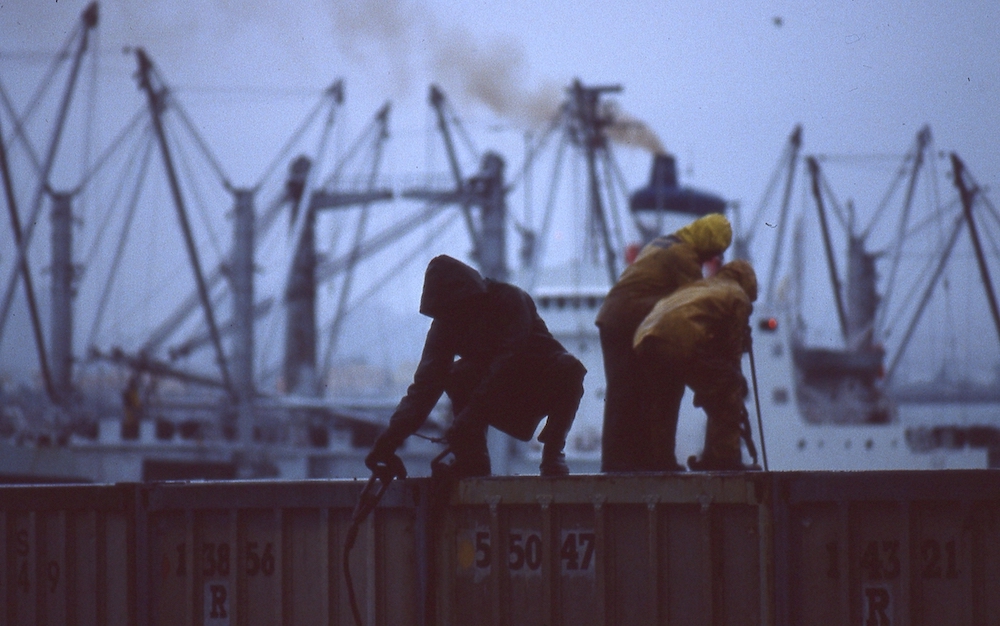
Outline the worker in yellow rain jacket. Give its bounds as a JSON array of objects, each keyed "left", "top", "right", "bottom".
[
  {"left": 596, "top": 213, "right": 732, "bottom": 472},
  {"left": 633, "top": 260, "right": 760, "bottom": 471}
]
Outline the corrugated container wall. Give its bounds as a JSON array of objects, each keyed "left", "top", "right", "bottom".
[
  {"left": 773, "top": 472, "right": 1000, "bottom": 626},
  {"left": 436, "top": 474, "right": 771, "bottom": 626},
  {"left": 1, "top": 471, "right": 999, "bottom": 625},
  {"left": 1, "top": 485, "right": 138, "bottom": 625}
]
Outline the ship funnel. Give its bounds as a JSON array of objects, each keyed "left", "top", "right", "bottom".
[
  {"left": 652, "top": 152, "right": 678, "bottom": 188},
  {"left": 629, "top": 153, "right": 726, "bottom": 217}
]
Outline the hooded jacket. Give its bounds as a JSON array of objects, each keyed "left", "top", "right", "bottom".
[
  {"left": 633, "top": 259, "right": 758, "bottom": 364},
  {"left": 380, "top": 255, "right": 573, "bottom": 446},
  {"left": 596, "top": 213, "right": 732, "bottom": 333}
]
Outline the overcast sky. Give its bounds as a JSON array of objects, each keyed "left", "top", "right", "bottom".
[
  {"left": 4, "top": 0, "right": 997, "bottom": 194},
  {"left": 1, "top": 0, "right": 998, "bottom": 382}
]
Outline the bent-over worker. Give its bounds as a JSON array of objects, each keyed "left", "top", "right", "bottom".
[{"left": 634, "top": 259, "right": 760, "bottom": 471}]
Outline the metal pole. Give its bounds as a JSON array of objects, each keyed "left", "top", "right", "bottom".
[
  {"left": 748, "top": 341, "right": 768, "bottom": 471},
  {"left": 477, "top": 152, "right": 508, "bottom": 282},
  {"left": 50, "top": 192, "right": 74, "bottom": 402}
]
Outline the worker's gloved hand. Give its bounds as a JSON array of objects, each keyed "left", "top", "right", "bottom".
[{"left": 365, "top": 433, "right": 406, "bottom": 479}]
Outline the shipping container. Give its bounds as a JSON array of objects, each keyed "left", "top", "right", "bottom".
[
  {"left": 437, "top": 474, "right": 772, "bottom": 626},
  {"left": 772, "top": 471, "right": 1000, "bottom": 626},
  {"left": 1, "top": 484, "right": 138, "bottom": 625},
  {"left": 1, "top": 471, "right": 999, "bottom": 625}
]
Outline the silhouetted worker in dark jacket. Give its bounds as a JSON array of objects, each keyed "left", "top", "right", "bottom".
[{"left": 365, "top": 255, "right": 587, "bottom": 478}]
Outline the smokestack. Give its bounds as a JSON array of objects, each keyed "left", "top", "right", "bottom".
[
  {"left": 651, "top": 153, "right": 678, "bottom": 188},
  {"left": 629, "top": 153, "right": 726, "bottom": 217}
]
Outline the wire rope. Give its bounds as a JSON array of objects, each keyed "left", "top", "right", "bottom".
[
  {"left": 79, "top": 123, "right": 150, "bottom": 280},
  {"left": 86, "top": 135, "right": 156, "bottom": 350},
  {"left": 253, "top": 90, "right": 332, "bottom": 191},
  {"left": 172, "top": 122, "right": 225, "bottom": 261}
]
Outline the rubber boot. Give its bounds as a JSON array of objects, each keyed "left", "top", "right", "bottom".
[
  {"left": 443, "top": 427, "right": 491, "bottom": 478},
  {"left": 539, "top": 442, "right": 570, "bottom": 477}
]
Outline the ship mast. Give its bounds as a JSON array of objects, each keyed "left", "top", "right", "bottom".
[
  {"left": 0, "top": 2, "right": 98, "bottom": 402},
  {"left": 134, "top": 48, "right": 237, "bottom": 402},
  {"left": 402, "top": 85, "right": 509, "bottom": 282}
]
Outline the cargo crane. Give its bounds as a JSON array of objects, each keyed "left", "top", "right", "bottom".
[
  {"left": 0, "top": 2, "right": 99, "bottom": 407},
  {"left": 0, "top": 15, "right": 410, "bottom": 477}
]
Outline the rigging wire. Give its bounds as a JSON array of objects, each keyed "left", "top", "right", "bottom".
[
  {"left": 320, "top": 117, "right": 390, "bottom": 376},
  {"left": 599, "top": 148, "right": 625, "bottom": 263},
  {"left": 0, "top": 18, "right": 95, "bottom": 350},
  {"left": 79, "top": 123, "right": 150, "bottom": 280},
  {"left": 0, "top": 23, "right": 78, "bottom": 168},
  {"left": 526, "top": 131, "right": 569, "bottom": 292},
  {"left": 172, "top": 120, "right": 226, "bottom": 261},
  {"left": 71, "top": 107, "right": 146, "bottom": 191},
  {"left": 862, "top": 155, "right": 909, "bottom": 239},
  {"left": 141, "top": 189, "right": 287, "bottom": 356},
  {"left": 171, "top": 93, "right": 232, "bottom": 191},
  {"left": 0, "top": 81, "right": 44, "bottom": 176},
  {"left": 884, "top": 213, "right": 965, "bottom": 383},
  {"left": 343, "top": 211, "right": 461, "bottom": 319},
  {"left": 86, "top": 134, "right": 156, "bottom": 351},
  {"left": 746, "top": 139, "right": 792, "bottom": 237},
  {"left": 936, "top": 156, "right": 960, "bottom": 375},
  {"left": 874, "top": 137, "right": 933, "bottom": 334},
  {"left": 603, "top": 147, "right": 635, "bottom": 247},
  {"left": 505, "top": 110, "right": 562, "bottom": 191},
  {"left": 253, "top": 86, "right": 338, "bottom": 191},
  {"left": 314, "top": 202, "right": 451, "bottom": 285},
  {"left": 320, "top": 103, "right": 390, "bottom": 189}
]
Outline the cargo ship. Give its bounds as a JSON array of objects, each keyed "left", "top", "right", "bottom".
[{"left": 0, "top": 4, "right": 998, "bottom": 483}]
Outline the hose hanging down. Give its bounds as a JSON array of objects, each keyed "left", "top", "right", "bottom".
[{"left": 343, "top": 454, "right": 406, "bottom": 626}]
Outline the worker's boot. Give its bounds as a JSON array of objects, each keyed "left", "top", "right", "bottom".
[
  {"left": 539, "top": 442, "right": 570, "bottom": 477},
  {"left": 688, "top": 401, "right": 760, "bottom": 472},
  {"left": 444, "top": 423, "right": 492, "bottom": 478}
]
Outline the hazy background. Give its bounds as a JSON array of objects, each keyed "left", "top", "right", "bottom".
[{"left": 1, "top": 0, "right": 998, "bottom": 392}]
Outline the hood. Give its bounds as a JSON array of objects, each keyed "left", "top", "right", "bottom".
[
  {"left": 674, "top": 213, "right": 732, "bottom": 260},
  {"left": 715, "top": 259, "right": 758, "bottom": 302},
  {"left": 418, "top": 255, "right": 488, "bottom": 319}
]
